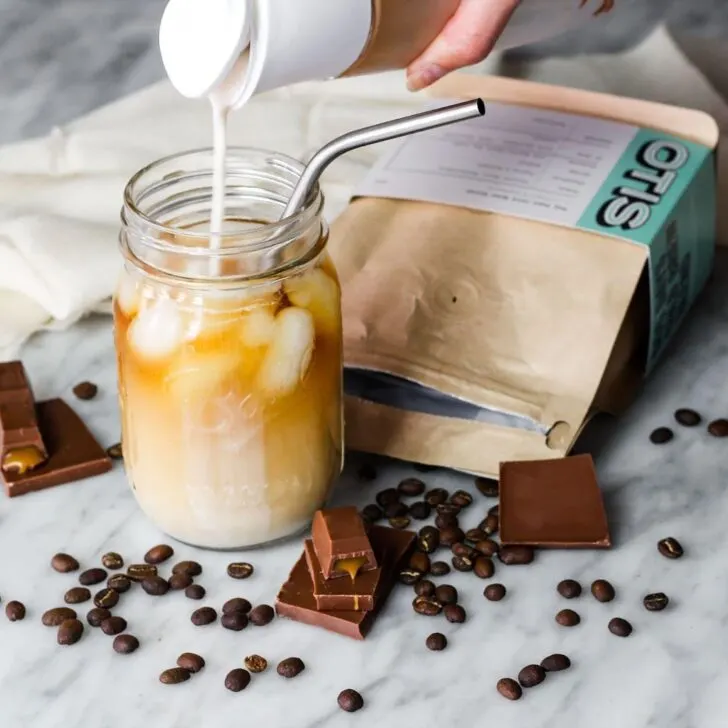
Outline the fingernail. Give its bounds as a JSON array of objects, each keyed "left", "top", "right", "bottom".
[{"left": 406, "top": 63, "right": 445, "bottom": 92}]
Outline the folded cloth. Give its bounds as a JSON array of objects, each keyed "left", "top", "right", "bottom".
[{"left": 1, "top": 24, "right": 727, "bottom": 359}]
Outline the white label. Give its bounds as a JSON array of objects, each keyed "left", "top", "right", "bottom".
[{"left": 356, "top": 101, "right": 639, "bottom": 229}]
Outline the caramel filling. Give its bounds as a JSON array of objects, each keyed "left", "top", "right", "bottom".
[
  {"left": 2, "top": 446, "right": 46, "bottom": 475},
  {"left": 353, "top": 594, "right": 359, "bottom": 611},
  {"left": 334, "top": 556, "right": 368, "bottom": 580}
]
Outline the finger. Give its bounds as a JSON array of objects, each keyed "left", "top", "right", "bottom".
[{"left": 407, "top": 0, "right": 521, "bottom": 91}]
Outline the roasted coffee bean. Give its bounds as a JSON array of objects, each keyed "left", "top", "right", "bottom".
[
  {"left": 657, "top": 537, "right": 684, "bottom": 559},
  {"left": 177, "top": 652, "right": 205, "bottom": 673},
  {"left": 451, "top": 542, "right": 476, "bottom": 560},
  {"left": 79, "top": 568, "right": 107, "bottom": 586},
  {"left": 384, "top": 501, "right": 408, "bottom": 519},
  {"left": 498, "top": 545, "right": 534, "bottom": 565},
  {"left": 106, "top": 443, "right": 123, "bottom": 460},
  {"left": 557, "top": 579, "right": 582, "bottom": 599},
  {"left": 409, "top": 501, "right": 431, "bottom": 520},
  {"left": 185, "top": 584, "right": 206, "bottom": 600},
  {"left": 142, "top": 576, "right": 170, "bottom": 596},
  {"left": 160, "top": 668, "right": 191, "bottom": 685},
  {"left": 426, "top": 632, "right": 447, "bottom": 651},
  {"left": 497, "top": 678, "right": 522, "bottom": 701},
  {"left": 94, "top": 588, "right": 119, "bottom": 609},
  {"left": 144, "top": 544, "right": 174, "bottom": 565},
  {"left": 413, "top": 596, "right": 443, "bottom": 616},
  {"left": 488, "top": 504, "right": 500, "bottom": 517},
  {"left": 107, "top": 574, "right": 131, "bottom": 593},
  {"left": 73, "top": 381, "right": 98, "bottom": 400},
  {"left": 473, "top": 556, "right": 495, "bottom": 579},
  {"left": 244, "top": 654, "right": 268, "bottom": 673},
  {"left": 222, "top": 612, "right": 249, "bottom": 631},
  {"left": 417, "top": 526, "right": 440, "bottom": 554},
  {"left": 357, "top": 462, "right": 377, "bottom": 481},
  {"left": 277, "top": 657, "right": 305, "bottom": 678},
  {"left": 399, "top": 569, "right": 423, "bottom": 586},
  {"left": 414, "top": 579, "right": 436, "bottom": 597},
  {"left": 101, "top": 616, "right": 127, "bottom": 635},
  {"left": 435, "top": 584, "right": 458, "bottom": 605},
  {"left": 375, "top": 488, "right": 400, "bottom": 507},
  {"left": 338, "top": 689, "right": 364, "bottom": 713},
  {"left": 555, "top": 609, "right": 580, "bottom": 627},
  {"left": 608, "top": 617, "right": 633, "bottom": 637},
  {"left": 126, "top": 564, "right": 157, "bottom": 582},
  {"left": 452, "top": 555, "right": 473, "bottom": 572},
  {"left": 450, "top": 490, "right": 473, "bottom": 508},
  {"left": 484, "top": 583, "right": 506, "bottom": 602},
  {"left": 591, "top": 579, "right": 615, "bottom": 603},
  {"left": 86, "top": 608, "right": 111, "bottom": 627},
  {"left": 227, "top": 562, "right": 254, "bottom": 580},
  {"left": 361, "top": 504, "right": 383, "bottom": 522},
  {"left": 409, "top": 551, "right": 431, "bottom": 575},
  {"left": 168, "top": 572, "right": 193, "bottom": 591},
  {"left": 5, "top": 601, "right": 25, "bottom": 621},
  {"left": 43, "top": 607, "right": 77, "bottom": 626},
  {"left": 398, "top": 477, "right": 426, "bottom": 497},
  {"left": 708, "top": 418, "right": 728, "bottom": 437},
  {"left": 64, "top": 587, "right": 91, "bottom": 605},
  {"left": 674, "top": 408, "right": 701, "bottom": 427},
  {"left": 439, "top": 526, "right": 465, "bottom": 547},
  {"left": 475, "top": 477, "right": 499, "bottom": 497},
  {"left": 430, "top": 561, "right": 450, "bottom": 576},
  {"left": 649, "top": 426, "right": 674, "bottom": 444},
  {"left": 480, "top": 514, "right": 499, "bottom": 536},
  {"left": 172, "top": 561, "right": 202, "bottom": 577},
  {"left": 425, "top": 488, "right": 449, "bottom": 506},
  {"left": 249, "top": 604, "right": 275, "bottom": 626},
  {"left": 51, "top": 553, "right": 79, "bottom": 573},
  {"left": 518, "top": 665, "right": 546, "bottom": 689},
  {"left": 57, "top": 618, "right": 84, "bottom": 645},
  {"left": 113, "top": 634, "right": 140, "bottom": 654},
  {"left": 437, "top": 503, "right": 461, "bottom": 518},
  {"left": 191, "top": 607, "right": 217, "bottom": 626},
  {"left": 101, "top": 552, "right": 124, "bottom": 570},
  {"left": 474, "top": 539, "right": 499, "bottom": 557},
  {"left": 464, "top": 528, "right": 485, "bottom": 543},
  {"left": 225, "top": 668, "right": 251, "bottom": 692},
  {"left": 389, "top": 516, "right": 411, "bottom": 530},
  {"left": 444, "top": 604, "right": 466, "bottom": 623},
  {"left": 541, "top": 654, "right": 571, "bottom": 672},
  {"left": 223, "top": 598, "right": 252, "bottom": 615},
  {"left": 414, "top": 463, "right": 436, "bottom": 472},
  {"left": 435, "top": 513, "right": 458, "bottom": 530},
  {"left": 643, "top": 592, "right": 669, "bottom": 611}
]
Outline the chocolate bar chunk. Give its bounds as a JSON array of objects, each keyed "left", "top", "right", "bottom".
[
  {"left": 276, "top": 525, "right": 415, "bottom": 640},
  {"left": 311, "top": 507, "right": 377, "bottom": 580},
  {"left": 304, "top": 540, "right": 381, "bottom": 611},
  {"left": 0, "top": 361, "right": 48, "bottom": 474},
  {"left": 2, "top": 399, "right": 112, "bottom": 498},
  {"left": 499, "top": 454, "right": 611, "bottom": 548}
]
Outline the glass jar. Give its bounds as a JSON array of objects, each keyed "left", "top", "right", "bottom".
[{"left": 114, "top": 148, "right": 343, "bottom": 549}]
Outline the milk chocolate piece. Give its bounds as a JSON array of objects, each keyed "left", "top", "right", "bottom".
[
  {"left": 311, "top": 507, "right": 377, "bottom": 580},
  {"left": 2, "top": 399, "right": 112, "bottom": 497},
  {"left": 276, "top": 525, "right": 415, "bottom": 640},
  {"left": 499, "top": 454, "right": 611, "bottom": 548}
]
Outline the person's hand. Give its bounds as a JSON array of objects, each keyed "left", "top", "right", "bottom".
[{"left": 406, "top": 0, "right": 522, "bottom": 91}]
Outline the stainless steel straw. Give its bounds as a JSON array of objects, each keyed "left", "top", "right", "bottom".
[{"left": 281, "top": 98, "right": 485, "bottom": 219}]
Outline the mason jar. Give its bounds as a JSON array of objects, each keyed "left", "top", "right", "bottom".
[{"left": 114, "top": 148, "right": 343, "bottom": 549}]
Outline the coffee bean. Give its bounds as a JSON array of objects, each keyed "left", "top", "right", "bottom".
[
  {"left": 414, "top": 463, "right": 436, "bottom": 472},
  {"left": 225, "top": 668, "right": 251, "bottom": 692},
  {"left": 451, "top": 542, "right": 476, "bottom": 560},
  {"left": 484, "top": 583, "right": 506, "bottom": 602},
  {"left": 488, "top": 504, "right": 499, "bottom": 517},
  {"left": 555, "top": 609, "right": 580, "bottom": 627},
  {"left": 160, "top": 668, "right": 191, "bottom": 685},
  {"left": 177, "top": 652, "right": 205, "bottom": 673},
  {"left": 171, "top": 561, "right": 202, "bottom": 577},
  {"left": 437, "top": 503, "right": 461, "bottom": 518},
  {"left": 480, "top": 514, "right": 499, "bottom": 536},
  {"left": 244, "top": 654, "right": 267, "bottom": 673},
  {"left": 223, "top": 598, "right": 252, "bottom": 615},
  {"left": 79, "top": 568, "right": 107, "bottom": 586},
  {"left": 473, "top": 556, "right": 495, "bottom": 579},
  {"left": 185, "top": 584, "right": 205, "bottom": 600},
  {"left": 425, "top": 488, "right": 449, "bottom": 506},
  {"left": 475, "top": 477, "right": 499, "bottom": 497},
  {"left": 227, "top": 562, "right": 254, "bottom": 580},
  {"left": 657, "top": 537, "right": 684, "bottom": 559},
  {"left": 249, "top": 604, "right": 275, "bottom": 626},
  {"left": 674, "top": 408, "right": 701, "bottom": 427},
  {"left": 42, "top": 607, "right": 76, "bottom": 627},
  {"left": 191, "top": 607, "right": 217, "bottom": 626},
  {"left": 540, "top": 653, "right": 571, "bottom": 672},
  {"left": 399, "top": 569, "right": 423, "bottom": 585},
  {"left": 107, "top": 574, "right": 131, "bottom": 593},
  {"left": 409, "top": 551, "right": 431, "bottom": 574},
  {"left": 144, "top": 544, "right": 174, "bottom": 565},
  {"left": 398, "top": 477, "right": 426, "bottom": 497},
  {"left": 113, "top": 634, "right": 140, "bottom": 654},
  {"left": 430, "top": 561, "right": 450, "bottom": 576},
  {"left": 498, "top": 545, "right": 534, "bottom": 565},
  {"left": 101, "top": 616, "right": 127, "bottom": 635},
  {"left": 409, "top": 501, "right": 431, "bottom": 520},
  {"left": 426, "top": 632, "right": 447, "bottom": 651},
  {"left": 439, "top": 526, "right": 465, "bottom": 547},
  {"left": 557, "top": 579, "right": 582, "bottom": 599},
  {"left": 64, "top": 587, "right": 91, "bottom": 605},
  {"left": 497, "top": 678, "right": 522, "bottom": 701},
  {"left": 277, "top": 657, "right": 305, "bottom": 678},
  {"left": 361, "top": 504, "right": 383, "bottom": 522},
  {"left": 591, "top": 579, "right": 615, "bottom": 603},
  {"left": 101, "top": 552, "right": 124, "bottom": 570},
  {"left": 464, "top": 528, "right": 485, "bottom": 543},
  {"left": 126, "top": 564, "right": 157, "bottom": 582},
  {"left": 5, "top": 601, "right": 25, "bottom": 622},
  {"left": 417, "top": 526, "right": 440, "bottom": 554},
  {"left": 643, "top": 592, "right": 669, "bottom": 611},
  {"left": 452, "top": 555, "right": 473, "bottom": 572},
  {"left": 708, "top": 419, "right": 728, "bottom": 437},
  {"left": 474, "top": 539, "right": 499, "bottom": 557},
  {"left": 86, "top": 608, "right": 111, "bottom": 627},
  {"left": 414, "top": 579, "right": 436, "bottom": 597},
  {"left": 435, "top": 584, "right": 458, "bottom": 605},
  {"left": 649, "top": 427, "right": 673, "bottom": 444},
  {"left": 221, "top": 612, "right": 249, "bottom": 631},
  {"left": 338, "top": 689, "right": 364, "bottom": 713},
  {"left": 450, "top": 490, "right": 473, "bottom": 508},
  {"left": 413, "top": 596, "right": 442, "bottom": 616},
  {"left": 57, "top": 618, "right": 84, "bottom": 645},
  {"left": 168, "top": 572, "right": 193, "bottom": 590},
  {"left": 73, "top": 381, "right": 98, "bottom": 400},
  {"left": 142, "top": 576, "right": 170, "bottom": 596},
  {"left": 375, "top": 488, "right": 400, "bottom": 507},
  {"left": 357, "top": 462, "right": 377, "bottom": 481},
  {"left": 106, "top": 443, "right": 123, "bottom": 460},
  {"left": 435, "top": 513, "right": 458, "bottom": 530},
  {"left": 608, "top": 617, "right": 633, "bottom": 637},
  {"left": 518, "top": 664, "right": 546, "bottom": 688},
  {"left": 94, "top": 588, "right": 119, "bottom": 609},
  {"left": 389, "top": 516, "right": 411, "bottom": 530},
  {"left": 444, "top": 604, "right": 466, "bottom": 623},
  {"left": 51, "top": 553, "right": 79, "bottom": 573},
  {"left": 384, "top": 501, "right": 408, "bottom": 519}
]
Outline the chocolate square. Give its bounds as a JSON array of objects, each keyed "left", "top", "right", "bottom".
[{"left": 311, "top": 506, "right": 377, "bottom": 580}]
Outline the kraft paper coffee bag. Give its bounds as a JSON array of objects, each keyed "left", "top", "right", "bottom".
[{"left": 329, "top": 75, "right": 719, "bottom": 478}]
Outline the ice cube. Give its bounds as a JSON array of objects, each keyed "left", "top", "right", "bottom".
[
  {"left": 127, "top": 297, "right": 184, "bottom": 361},
  {"left": 116, "top": 272, "right": 141, "bottom": 318},
  {"left": 239, "top": 307, "right": 276, "bottom": 348},
  {"left": 166, "top": 349, "right": 242, "bottom": 401},
  {"left": 284, "top": 267, "right": 340, "bottom": 335}
]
